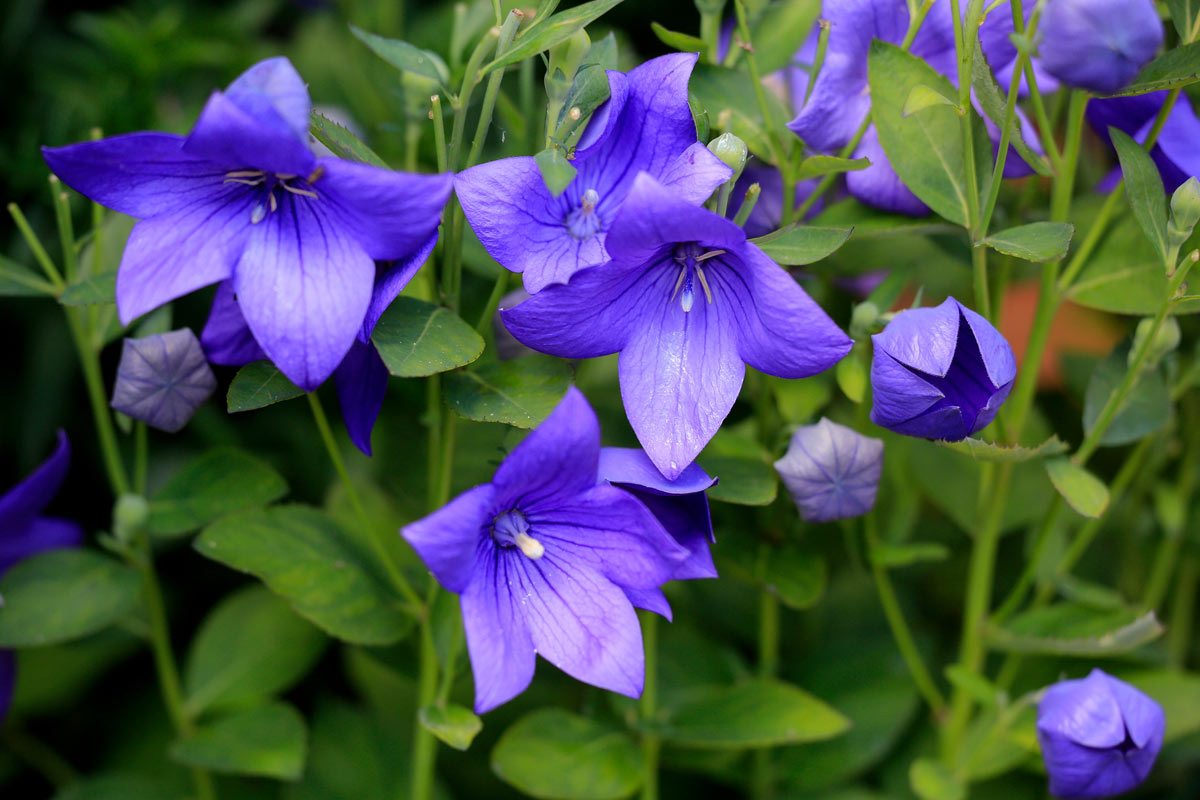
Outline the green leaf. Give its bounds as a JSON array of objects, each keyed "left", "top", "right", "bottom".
[
  {"left": 663, "top": 678, "right": 850, "bottom": 748},
  {"left": 349, "top": 25, "right": 449, "bottom": 89},
  {"left": 227, "top": 361, "right": 305, "bottom": 412},
  {"left": 371, "top": 297, "right": 484, "bottom": 378},
  {"left": 970, "top": 40, "right": 1051, "bottom": 176},
  {"left": 651, "top": 21, "right": 706, "bottom": 53},
  {"left": 751, "top": 225, "right": 853, "bottom": 265},
  {"left": 1103, "top": 42, "right": 1200, "bottom": 97},
  {"left": 794, "top": 155, "right": 871, "bottom": 182},
  {"left": 868, "top": 41, "right": 990, "bottom": 226},
  {"left": 986, "top": 606, "right": 1164, "bottom": 656},
  {"left": 147, "top": 447, "right": 288, "bottom": 537},
  {"left": 697, "top": 455, "right": 778, "bottom": 506},
  {"left": 836, "top": 352, "right": 867, "bottom": 403},
  {"left": 980, "top": 221, "right": 1074, "bottom": 262},
  {"left": 811, "top": 198, "right": 960, "bottom": 239},
  {"left": 534, "top": 146, "right": 578, "bottom": 196},
  {"left": 555, "top": 62, "right": 612, "bottom": 141},
  {"left": 184, "top": 586, "right": 327, "bottom": 716},
  {"left": 0, "top": 550, "right": 141, "bottom": 648},
  {"left": 483, "top": 0, "right": 625, "bottom": 76},
  {"left": 0, "top": 253, "right": 55, "bottom": 296},
  {"left": 309, "top": 111, "right": 388, "bottom": 168},
  {"left": 869, "top": 541, "right": 950, "bottom": 568},
  {"left": 1045, "top": 458, "right": 1110, "bottom": 518},
  {"left": 58, "top": 272, "right": 116, "bottom": 306},
  {"left": 444, "top": 356, "right": 572, "bottom": 428},
  {"left": 909, "top": 758, "right": 965, "bottom": 800},
  {"left": 943, "top": 665, "right": 1001, "bottom": 708},
  {"left": 747, "top": 0, "right": 821, "bottom": 73},
  {"left": 284, "top": 700, "right": 404, "bottom": 800},
  {"left": 195, "top": 506, "right": 413, "bottom": 645},
  {"left": 1120, "top": 669, "right": 1200, "bottom": 742},
  {"left": 1168, "top": 0, "right": 1200, "bottom": 44},
  {"left": 170, "top": 702, "right": 307, "bottom": 780},
  {"left": 690, "top": 64, "right": 792, "bottom": 162},
  {"left": 902, "top": 83, "right": 960, "bottom": 117},
  {"left": 52, "top": 775, "right": 176, "bottom": 800},
  {"left": 419, "top": 704, "right": 483, "bottom": 751},
  {"left": 1111, "top": 128, "right": 1169, "bottom": 263},
  {"left": 936, "top": 435, "right": 1069, "bottom": 462},
  {"left": 491, "top": 708, "right": 641, "bottom": 800},
  {"left": 1083, "top": 342, "right": 1171, "bottom": 446}
]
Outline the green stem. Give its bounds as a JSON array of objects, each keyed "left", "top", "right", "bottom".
[
  {"left": 474, "top": 270, "right": 510, "bottom": 334},
  {"left": 8, "top": 203, "right": 65, "bottom": 289},
  {"left": 49, "top": 181, "right": 78, "bottom": 284},
  {"left": 64, "top": 303, "right": 128, "bottom": 497},
  {"left": 990, "top": 495, "right": 1063, "bottom": 624},
  {"left": 752, "top": 576, "right": 780, "bottom": 800},
  {"left": 1141, "top": 409, "right": 1199, "bottom": 612},
  {"left": 1167, "top": 556, "right": 1198, "bottom": 669},
  {"left": 733, "top": 0, "right": 787, "bottom": 172},
  {"left": 410, "top": 583, "right": 441, "bottom": 800},
  {"left": 465, "top": 11, "right": 522, "bottom": 170},
  {"left": 307, "top": 393, "right": 423, "bottom": 613},
  {"left": 640, "top": 611, "right": 661, "bottom": 800},
  {"left": 134, "top": 422, "right": 148, "bottom": 495},
  {"left": 1, "top": 722, "right": 78, "bottom": 788},
  {"left": 699, "top": 9, "right": 720, "bottom": 64},
  {"left": 732, "top": 183, "right": 762, "bottom": 228}
]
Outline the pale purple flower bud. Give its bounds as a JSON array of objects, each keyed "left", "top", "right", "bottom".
[
  {"left": 1038, "top": 0, "right": 1163, "bottom": 94},
  {"left": 1037, "top": 669, "right": 1165, "bottom": 799},
  {"left": 110, "top": 329, "right": 217, "bottom": 432},
  {"left": 774, "top": 418, "right": 883, "bottom": 523}
]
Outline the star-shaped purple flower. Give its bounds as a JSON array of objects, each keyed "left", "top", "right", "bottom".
[
  {"left": 774, "top": 418, "right": 883, "bottom": 523},
  {"left": 502, "top": 173, "right": 852, "bottom": 480},
  {"left": 42, "top": 57, "right": 453, "bottom": 391},
  {"left": 401, "top": 388, "right": 689, "bottom": 713},
  {"left": 111, "top": 329, "right": 217, "bottom": 433},
  {"left": 0, "top": 432, "right": 84, "bottom": 720},
  {"left": 456, "top": 53, "right": 732, "bottom": 293}
]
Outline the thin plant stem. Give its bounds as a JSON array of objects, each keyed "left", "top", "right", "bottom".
[
  {"left": 732, "top": 183, "right": 762, "bottom": 227},
  {"left": 1, "top": 723, "right": 78, "bottom": 788},
  {"left": 1141, "top": 408, "right": 1199, "bottom": 612},
  {"left": 306, "top": 392, "right": 423, "bottom": 613},
  {"left": 474, "top": 270, "right": 510, "bottom": 334},
  {"left": 465, "top": 11, "right": 523, "bottom": 170},
  {"left": 134, "top": 422, "right": 148, "bottom": 496},
  {"left": 410, "top": 583, "right": 441, "bottom": 800},
  {"left": 49, "top": 182, "right": 78, "bottom": 283},
  {"left": 640, "top": 611, "right": 661, "bottom": 800},
  {"left": 752, "top": 565, "right": 781, "bottom": 800},
  {"left": 990, "top": 495, "right": 1063, "bottom": 624},
  {"left": 8, "top": 203, "right": 65, "bottom": 289},
  {"left": 732, "top": 0, "right": 787, "bottom": 175},
  {"left": 1167, "top": 556, "right": 1199, "bottom": 669}
]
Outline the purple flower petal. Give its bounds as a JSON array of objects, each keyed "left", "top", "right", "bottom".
[
  {"left": 223, "top": 57, "right": 312, "bottom": 141},
  {"left": 334, "top": 339, "right": 389, "bottom": 456},
  {"left": 657, "top": 142, "right": 734, "bottom": 206},
  {"left": 184, "top": 90, "right": 316, "bottom": 176},
  {"left": 0, "top": 431, "right": 71, "bottom": 532},
  {"left": 401, "top": 484, "right": 494, "bottom": 593},
  {"left": 514, "top": 554, "right": 643, "bottom": 699},
  {"left": 110, "top": 329, "right": 218, "bottom": 433},
  {"left": 361, "top": 233, "right": 439, "bottom": 341},
  {"left": 1038, "top": 0, "right": 1163, "bottom": 94},
  {"left": 492, "top": 387, "right": 600, "bottom": 511},
  {"left": 774, "top": 418, "right": 883, "bottom": 522},
  {"left": 528, "top": 484, "right": 688, "bottom": 590},
  {"left": 461, "top": 547, "right": 536, "bottom": 713},
  {"left": 0, "top": 517, "right": 84, "bottom": 576},
  {"left": 1142, "top": 93, "right": 1200, "bottom": 191},
  {"left": 319, "top": 160, "right": 452, "bottom": 262},
  {"left": 233, "top": 197, "right": 375, "bottom": 391},
  {"left": 622, "top": 490, "right": 717, "bottom": 580},
  {"left": 201, "top": 281, "right": 267, "bottom": 366},
  {"left": 598, "top": 447, "right": 716, "bottom": 496},
  {"left": 845, "top": 125, "right": 929, "bottom": 216},
  {"left": 612, "top": 53, "right": 713, "bottom": 182},
  {"left": 573, "top": 70, "right": 631, "bottom": 157},
  {"left": 115, "top": 187, "right": 255, "bottom": 324},
  {"left": 622, "top": 587, "right": 672, "bottom": 620},
  {"left": 41, "top": 133, "right": 225, "bottom": 219}
]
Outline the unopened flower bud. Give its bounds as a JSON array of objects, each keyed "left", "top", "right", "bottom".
[
  {"left": 111, "top": 329, "right": 217, "bottom": 433},
  {"left": 849, "top": 301, "right": 881, "bottom": 340},
  {"left": 1168, "top": 177, "right": 1200, "bottom": 251},
  {"left": 113, "top": 493, "right": 149, "bottom": 543},
  {"left": 1130, "top": 316, "right": 1180, "bottom": 370},
  {"left": 774, "top": 418, "right": 883, "bottom": 522},
  {"left": 547, "top": 28, "right": 590, "bottom": 88},
  {"left": 707, "top": 133, "right": 748, "bottom": 184},
  {"left": 1037, "top": 0, "right": 1163, "bottom": 93}
]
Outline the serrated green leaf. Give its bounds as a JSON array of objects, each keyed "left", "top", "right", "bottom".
[
  {"left": 444, "top": 356, "right": 572, "bottom": 428},
  {"left": 751, "top": 225, "right": 853, "bottom": 265},
  {"left": 697, "top": 455, "right": 778, "bottom": 506},
  {"left": 483, "top": 0, "right": 625, "bottom": 76},
  {"left": 1103, "top": 42, "right": 1200, "bottom": 97},
  {"left": 869, "top": 541, "right": 950, "bottom": 568},
  {"left": 148, "top": 447, "right": 288, "bottom": 537},
  {"left": 1111, "top": 127, "right": 1169, "bottom": 263},
  {"left": 170, "top": 702, "right": 307, "bottom": 780},
  {"left": 227, "top": 361, "right": 305, "bottom": 413},
  {"left": 981, "top": 221, "right": 1074, "bottom": 262},
  {"left": 419, "top": 704, "right": 482, "bottom": 751},
  {"left": 986, "top": 606, "right": 1163, "bottom": 656},
  {"left": 555, "top": 62, "right": 612, "bottom": 141},
  {"left": 651, "top": 21, "right": 706, "bottom": 53},
  {"left": 184, "top": 586, "right": 327, "bottom": 716},
  {"left": 1045, "top": 458, "right": 1110, "bottom": 518},
  {"left": 534, "top": 146, "right": 578, "bottom": 196},
  {"left": 371, "top": 297, "right": 483, "bottom": 377},
  {"left": 970, "top": 39, "right": 1051, "bottom": 176},
  {"left": 195, "top": 506, "right": 414, "bottom": 645},
  {"left": 1168, "top": 0, "right": 1200, "bottom": 43},
  {"left": 0, "top": 254, "right": 55, "bottom": 296},
  {"left": 663, "top": 679, "right": 850, "bottom": 748},
  {"left": 349, "top": 25, "right": 449, "bottom": 90},
  {"left": 492, "top": 709, "right": 641, "bottom": 800},
  {"left": 936, "top": 435, "right": 1069, "bottom": 462},
  {"left": 902, "top": 83, "right": 959, "bottom": 117},
  {"left": 794, "top": 155, "right": 871, "bottom": 181},
  {"left": 58, "top": 272, "right": 116, "bottom": 306},
  {"left": 309, "top": 110, "right": 388, "bottom": 168},
  {"left": 0, "top": 550, "right": 141, "bottom": 648},
  {"left": 690, "top": 64, "right": 792, "bottom": 162}
]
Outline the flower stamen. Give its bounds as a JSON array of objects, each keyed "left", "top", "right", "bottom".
[{"left": 491, "top": 510, "right": 544, "bottom": 559}]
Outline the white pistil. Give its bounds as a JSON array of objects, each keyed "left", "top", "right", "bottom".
[
  {"left": 513, "top": 532, "right": 545, "bottom": 559},
  {"left": 581, "top": 188, "right": 599, "bottom": 213},
  {"left": 250, "top": 204, "right": 266, "bottom": 224}
]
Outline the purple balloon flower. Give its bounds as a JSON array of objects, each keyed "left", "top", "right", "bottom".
[
  {"left": 456, "top": 53, "right": 732, "bottom": 293},
  {"left": 502, "top": 174, "right": 852, "bottom": 480},
  {"left": 1088, "top": 91, "right": 1200, "bottom": 193},
  {"left": 1037, "top": 0, "right": 1162, "bottom": 94},
  {"left": 870, "top": 297, "right": 1015, "bottom": 441},
  {"left": 0, "top": 432, "right": 84, "bottom": 720},
  {"left": 42, "top": 57, "right": 453, "bottom": 391},
  {"left": 401, "top": 388, "right": 689, "bottom": 713},
  {"left": 110, "top": 329, "right": 217, "bottom": 433},
  {"left": 1037, "top": 669, "right": 1165, "bottom": 799},
  {"left": 598, "top": 447, "right": 718, "bottom": 620},
  {"left": 774, "top": 418, "right": 883, "bottom": 522}
]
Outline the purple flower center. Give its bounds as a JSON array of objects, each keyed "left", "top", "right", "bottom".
[
  {"left": 898, "top": 311, "right": 996, "bottom": 435},
  {"left": 564, "top": 188, "right": 603, "bottom": 240},
  {"left": 223, "top": 166, "right": 324, "bottom": 224},
  {"left": 669, "top": 243, "right": 723, "bottom": 312},
  {"left": 490, "top": 509, "right": 544, "bottom": 559}
]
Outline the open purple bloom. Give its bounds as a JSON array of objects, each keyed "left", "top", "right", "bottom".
[
  {"left": 1038, "top": 0, "right": 1162, "bottom": 94},
  {"left": 774, "top": 418, "right": 883, "bottom": 522},
  {"left": 870, "top": 297, "right": 1015, "bottom": 441},
  {"left": 43, "top": 57, "right": 452, "bottom": 391},
  {"left": 0, "top": 432, "right": 84, "bottom": 720},
  {"left": 1037, "top": 669, "right": 1164, "bottom": 799},
  {"left": 598, "top": 447, "right": 718, "bottom": 619},
  {"left": 1088, "top": 92, "right": 1200, "bottom": 194},
  {"left": 401, "top": 388, "right": 688, "bottom": 713},
  {"left": 456, "top": 53, "right": 731, "bottom": 293},
  {"left": 110, "top": 329, "right": 217, "bottom": 432},
  {"left": 503, "top": 174, "right": 851, "bottom": 480}
]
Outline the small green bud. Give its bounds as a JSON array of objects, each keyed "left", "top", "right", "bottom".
[
  {"left": 707, "top": 132, "right": 748, "bottom": 184},
  {"left": 113, "top": 493, "right": 149, "bottom": 543},
  {"left": 547, "top": 29, "right": 590, "bottom": 89},
  {"left": 1168, "top": 176, "right": 1200, "bottom": 251},
  {"left": 1129, "top": 316, "right": 1181, "bottom": 370},
  {"left": 850, "top": 301, "right": 881, "bottom": 340}
]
